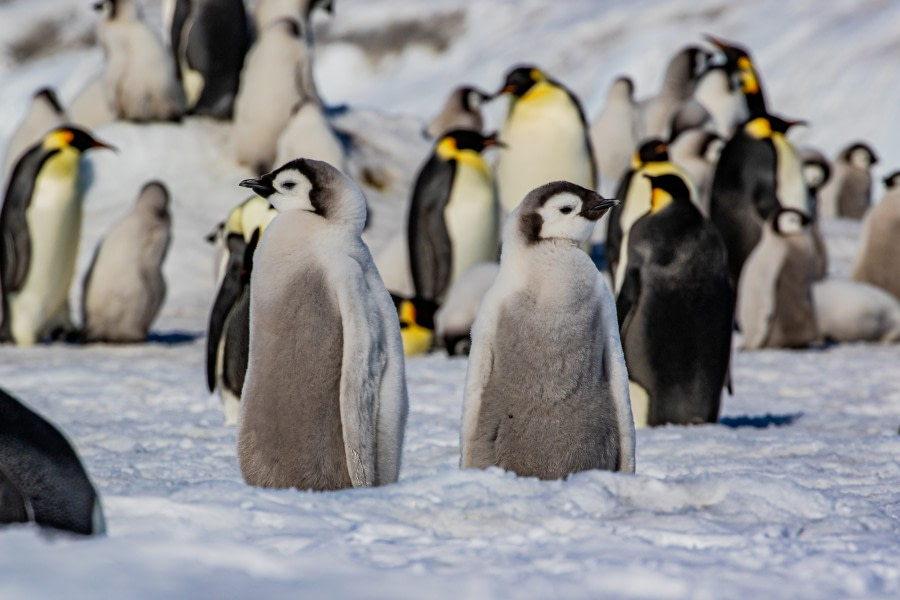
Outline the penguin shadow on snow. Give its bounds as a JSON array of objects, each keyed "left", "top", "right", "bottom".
[{"left": 718, "top": 413, "right": 802, "bottom": 429}]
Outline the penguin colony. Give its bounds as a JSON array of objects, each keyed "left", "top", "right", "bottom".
[{"left": 1, "top": 2, "right": 898, "bottom": 536}]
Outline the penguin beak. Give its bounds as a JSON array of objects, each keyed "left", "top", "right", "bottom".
[
  {"left": 704, "top": 34, "right": 729, "bottom": 51},
  {"left": 497, "top": 84, "right": 516, "bottom": 96},
  {"left": 482, "top": 133, "right": 507, "bottom": 149},
  {"left": 579, "top": 196, "right": 619, "bottom": 222},
  {"left": 90, "top": 139, "right": 117, "bottom": 152},
  {"left": 239, "top": 178, "right": 275, "bottom": 198}
]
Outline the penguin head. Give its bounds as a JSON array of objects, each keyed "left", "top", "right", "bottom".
[
  {"left": 842, "top": 143, "right": 879, "bottom": 170},
  {"left": 609, "top": 76, "right": 635, "bottom": 101},
  {"left": 42, "top": 126, "right": 115, "bottom": 154},
  {"left": 643, "top": 173, "right": 692, "bottom": 214},
  {"left": 240, "top": 158, "right": 367, "bottom": 230},
  {"left": 771, "top": 208, "right": 812, "bottom": 236},
  {"left": 705, "top": 35, "right": 760, "bottom": 95},
  {"left": 632, "top": 139, "right": 668, "bottom": 168},
  {"left": 768, "top": 115, "right": 807, "bottom": 135},
  {"left": 513, "top": 181, "right": 617, "bottom": 246},
  {"left": 498, "top": 65, "right": 545, "bottom": 97},
  {"left": 435, "top": 130, "right": 502, "bottom": 164},
  {"left": 93, "top": 0, "right": 136, "bottom": 20},
  {"left": 136, "top": 181, "right": 170, "bottom": 220},
  {"left": 800, "top": 148, "right": 831, "bottom": 191},
  {"left": 461, "top": 87, "right": 490, "bottom": 112},
  {"left": 883, "top": 171, "right": 900, "bottom": 190}
]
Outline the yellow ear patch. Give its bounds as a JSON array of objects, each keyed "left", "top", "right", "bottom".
[
  {"left": 737, "top": 57, "right": 760, "bottom": 94},
  {"left": 745, "top": 117, "right": 772, "bottom": 139},
  {"left": 435, "top": 137, "right": 490, "bottom": 177},
  {"left": 435, "top": 136, "right": 458, "bottom": 161},
  {"left": 44, "top": 129, "right": 75, "bottom": 150},
  {"left": 529, "top": 68, "right": 544, "bottom": 82},
  {"left": 649, "top": 187, "right": 673, "bottom": 213}
]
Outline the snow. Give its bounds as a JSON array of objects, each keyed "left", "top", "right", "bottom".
[{"left": 1, "top": 0, "right": 899, "bottom": 598}]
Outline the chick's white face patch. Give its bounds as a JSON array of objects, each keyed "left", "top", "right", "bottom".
[
  {"left": 269, "top": 169, "right": 314, "bottom": 213},
  {"left": 536, "top": 193, "right": 593, "bottom": 243}
]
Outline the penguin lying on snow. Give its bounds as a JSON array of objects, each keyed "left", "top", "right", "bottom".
[
  {"left": 82, "top": 181, "right": 172, "bottom": 343},
  {"left": 0, "top": 387, "right": 105, "bottom": 536},
  {"left": 813, "top": 279, "right": 900, "bottom": 344},
  {"left": 237, "top": 158, "right": 408, "bottom": 490},
  {"left": 461, "top": 181, "right": 634, "bottom": 479},
  {"left": 852, "top": 171, "right": 900, "bottom": 300},
  {"left": 0, "top": 127, "right": 115, "bottom": 346}
]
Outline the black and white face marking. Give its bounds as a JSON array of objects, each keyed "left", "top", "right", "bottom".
[
  {"left": 883, "top": 171, "right": 900, "bottom": 190},
  {"left": 772, "top": 208, "right": 811, "bottom": 236},
  {"left": 518, "top": 182, "right": 616, "bottom": 245},
  {"left": 240, "top": 159, "right": 345, "bottom": 218},
  {"left": 802, "top": 163, "right": 828, "bottom": 190},
  {"left": 846, "top": 144, "right": 878, "bottom": 170},
  {"left": 466, "top": 88, "right": 485, "bottom": 111}
]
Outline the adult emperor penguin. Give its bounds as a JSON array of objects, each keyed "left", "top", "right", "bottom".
[
  {"left": 426, "top": 86, "right": 490, "bottom": 139},
  {"left": 274, "top": 99, "right": 348, "bottom": 172},
  {"left": 709, "top": 114, "right": 809, "bottom": 285},
  {"left": 589, "top": 76, "right": 639, "bottom": 195},
  {"left": 461, "top": 181, "right": 634, "bottom": 479},
  {"left": 233, "top": 18, "right": 310, "bottom": 175},
  {"left": 494, "top": 65, "right": 597, "bottom": 218},
  {"left": 696, "top": 36, "right": 767, "bottom": 138},
  {"left": 0, "top": 387, "right": 105, "bottom": 535},
  {"left": 94, "top": 0, "right": 185, "bottom": 122},
  {"left": 407, "top": 129, "right": 501, "bottom": 328},
  {"left": 852, "top": 171, "right": 900, "bottom": 300},
  {"left": 165, "top": 0, "right": 251, "bottom": 118},
  {"left": 434, "top": 261, "right": 499, "bottom": 356},
  {"left": 637, "top": 46, "right": 710, "bottom": 141},
  {"left": 2, "top": 88, "right": 67, "bottom": 181},
  {"left": 237, "top": 158, "right": 407, "bottom": 490},
  {"left": 819, "top": 142, "right": 879, "bottom": 219},
  {"left": 81, "top": 181, "right": 172, "bottom": 343},
  {"left": 737, "top": 208, "right": 819, "bottom": 350},
  {"left": 0, "top": 126, "right": 114, "bottom": 346},
  {"left": 616, "top": 174, "right": 733, "bottom": 427}
]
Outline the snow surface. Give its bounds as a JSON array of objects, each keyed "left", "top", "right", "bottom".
[{"left": 1, "top": 1, "right": 899, "bottom": 598}]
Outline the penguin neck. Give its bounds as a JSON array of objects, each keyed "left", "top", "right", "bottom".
[{"left": 41, "top": 147, "right": 82, "bottom": 182}]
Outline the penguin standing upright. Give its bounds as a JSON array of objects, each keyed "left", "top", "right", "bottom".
[
  {"left": 81, "top": 181, "right": 172, "bottom": 343},
  {"left": 0, "top": 127, "right": 114, "bottom": 346},
  {"left": 616, "top": 173, "right": 733, "bottom": 427},
  {"left": 426, "top": 86, "right": 490, "bottom": 139},
  {"left": 800, "top": 147, "right": 831, "bottom": 280},
  {"left": 237, "top": 159, "right": 407, "bottom": 490},
  {"left": 852, "top": 172, "right": 900, "bottom": 300},
  {"left": 233, "top": 18, "right": 310, "bottom": 175},
  {"left": 819, "top": 142, "right": 879, "bottom": 219},
  {"left": 94, "top": 0, "right": 185, "bottom": 122},
  {"left": 697, "top": 36, "right": 767, "bottom": 138},
  {"left": 589, "top": 76, "right": 638, "bottom": 194},
  {"left": 737, "top": 208, "right": 819, "bottom": 349},
  {"left": 461, "top": 181, "right": 633, "bottom": 478},
  {"left": 275, "top": 99, "right": 348, "bottom": 172},
  {"left": 637, "top": 46, "right": 709, "bottom": 141},
  {"left": 0, "top": 387, "right": 105, "bottom": 535},
  {"left": 407, "top": 130, "right": 501, "bottom": 327},
  {"left": 668, "top": 128, "right": 722, "bottom": 216},
  {"left": 3, "top": 88, "right": 68, "bottom": 181},
  {"left": 493, "top": 65, "right": 596, "bottom": 217},
  {"left": 165, "top": 0, "right": 251, "bottom": 118},
  {"left": 435, "top": 261, "right": 499, "bottom": 356}
]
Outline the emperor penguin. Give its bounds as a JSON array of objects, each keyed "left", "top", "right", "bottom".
[
  {"left": 274, "top": 99, "right": 348, "bottom": 172},
  {"left": 800, "top": 147, "right": 831, "bottom": 280},
  {"left": 460, "top": 180, "right": 634, "bottom": 479},
  {"left": 668, "top": 127, "right": 723, "bottom": 216},
  {"left": 819, "top": 142, "right": 879, "bottom": 219},
  {"left": 434, "top": 261, "right": 499, "bottom": 356},
  {"left": 81, "top": 181, "right": 172, "bottom": 343},
  {"left": 94, "top": 0, "right": 185, "bottom": 122},
  {"left": 407, "top": 130, "right": 501, "bottom": 329},
  {"left": 852, "top": 171, "right": 900, "bottom": 300},
  {"left": 254, "top": 0, "right": 334, "bottom": 30},
  {"left": 0, "top": 126, "right": 115, "bottom": 346},
  {"left": 493, "top": 65, "right": 597, "bottom": 218},
  {"left": 397, "top": 300, "right": 434, "bottom": 357},
  {"left": 426, "top": 86, "right": 490, "bottom": 139},
  {"left": 709, "top": 114, "right": 809, "bottom": 285},
  {"left": 3, "top": 88, "right": 68, "bottom": 181},
  {"left": 737, "top": 208, "right": 819, "bottom": 350},
  {"left": 698, "top": 36, "right": 768, "bottom": 136},
  {"left": 0, "top": 387, "right": 105, "bottom": 536},
  {"left": 637, "top": 46, "right": 710, "bottom": 141},
  {"left": 589, "top": 76, "right": 639, "bottom": 195},
  {"left": 206, "top": 196, "right": 277, "bottom": 424},
  {"left": 237, "top": 158, "right": 408, "bottom": 490},
  {"left": 165, "top": 0, "right": 251, "bottom": 118},
  {"left": 232, "top": 18, "right": 310, "bottom": 175},
  {"left": 813, "top": 279, "right": 900, "bottom": 344},
  {"left": 616, "top": 173, "right": 733, "bottom": 427}
]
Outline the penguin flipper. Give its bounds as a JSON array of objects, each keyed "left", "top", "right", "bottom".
[
  {"left": 206, "top": 234, "right": 247, "bottom": 392},
  {"left": 0, "top": 464, "right": 33, "bottom": 525},
  {"left": 606, "top": 169, "right": 634, "bottom": 279},
  {"left": 408, "top": 157, "right": 454, "bottom": 301}
]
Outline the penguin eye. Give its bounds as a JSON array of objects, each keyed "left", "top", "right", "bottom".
[
  {"left": 560, "top": 206, "right": 574, "bottom": 215},
  {"left": 282, "top": 181, "right": 296, "bottom": 190}
]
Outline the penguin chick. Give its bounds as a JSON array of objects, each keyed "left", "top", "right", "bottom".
[
  {"left": 668, "top": 128, "right": 723, "bottom": 216},
  {"left": 434, "top": 261, "right": 499, "bottom": 356},
  {"left": 237, "top": 158, "right": 408, "bottom": 490},
  {"left": 82, "top": 181, "right": 172, "bottom": 343},
  {"left": 819, "top": 142, "right": 879, "bottom": 219},
  {"left": 254, "top": 0, "right": 334, "bottom": 30},
  {"left": 590, "top": 76, "right": 638, "bottom": 194},
  {"left": 0, "top": 127, "right": 115, "bottom": 346},
  {"left": 233, "top": 18, "right": 310, "bottom": 175},
  {"left": 275, "top": 99, "right": 348, "bottom": 172},
  {"left": 2, "top": 88, "right": 67, "bottom": 182},
  {"left": 426, "top": 86, "right": 490, "bottom": 139},
  {"left": 852, "top": 172, "right": 900, "bottom": 300},
  {"left": 494, "top": 65, "right": 597, "bottom": 218},
  {"left": 398, "top": 300, "right": 434, "bottom": 357},
  {"left": 637, "top": 46, "right": 710, "bottom": 140},
  {"left": 800, "top": 147, "right": 831, "bottom": 281},
  {"left": 813, "top": 279, "right": 900, "bottom": 344},
  {"left": 94, "top": 0, "right": 185, "bottom": 122},
  {"left": 737, "top": 208, "right": 819, "bottom": 350},
  {"left": 616, "top": 173, "right": 733, "bottom": 427},
  {"left": 0, "top": 387, "right": 105, "bottom": 536},
  {"left": 461, "top": 181, "right": 634, "bottom": 479}
]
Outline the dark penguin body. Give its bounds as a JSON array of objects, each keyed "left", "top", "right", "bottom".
[
  {"left": 616, "top": 174, "right": 733, "bottom": 426},
  {"left": 0, "top": 387, "right": 104, "bottom": 535},
  {"left": 169, "top": 0, "right": 251, "bottom": 118}
]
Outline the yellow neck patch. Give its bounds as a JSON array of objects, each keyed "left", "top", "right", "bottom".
[
  {"left": 43, "top": 129, "right": 74, "bottom": 151},
  {"left": 745, "top": 117, "right": 772, "bottom": 139},
  {"left": 436, "top": 137, "right": 491, "bottom": 178},
  {"left": 737, "top": 56, "right": 760, "bottom": 94},
  {"left": 398, "top": 300, "right": 434, "bottom": 356},
  {"left": 650, "top": 187, "right": 673, "bottom": 213}
]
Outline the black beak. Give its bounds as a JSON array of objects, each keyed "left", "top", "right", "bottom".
[
  {"left": 482, "top": 132, "right": 507, "bottom": 149},
  {"left": 579, "top": 196, "right": 619, "bottom": 222},
  {"left": 239, "top": 178, "right": 275, "bottom": 198}
]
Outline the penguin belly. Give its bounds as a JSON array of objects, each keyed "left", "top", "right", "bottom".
[
  {"left": 497, "top": 90, "right": 593, "bottom": 215},
  {"left": 8, "top": 160, "right": 81, "bottom": 345},
  {"left": 772, "top": 135, "right": 807, "bottom": 213},
  {"left": 443, "top": 165, "right": 498, "bottom": 292}
]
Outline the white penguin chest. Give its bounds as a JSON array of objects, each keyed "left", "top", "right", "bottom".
[
  {"left": 444, "top": 164, "right": 498, "bottom": 288},
  {"left": 772, "top": 135, "right": 807, "bottom": 212}
]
